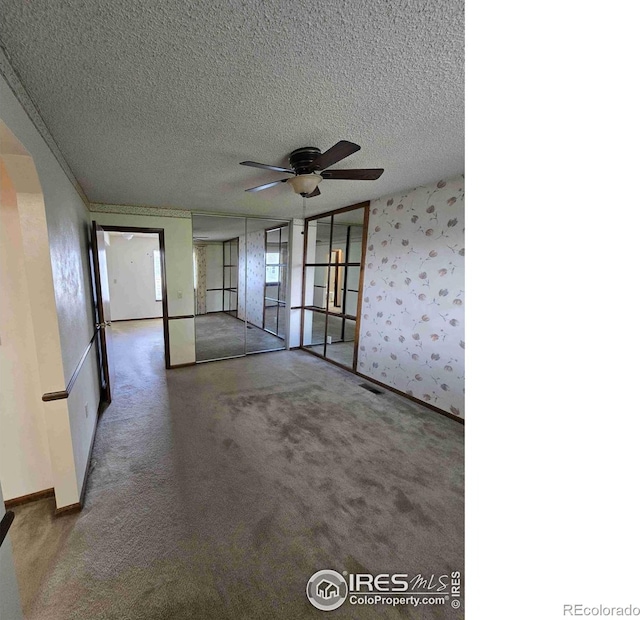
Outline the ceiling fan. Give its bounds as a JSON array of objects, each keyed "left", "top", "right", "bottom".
[{"left": 240, "top": 140, "right": 384, "bottom": 198}]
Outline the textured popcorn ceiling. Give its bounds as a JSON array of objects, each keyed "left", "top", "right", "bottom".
[{"left": 0, "top": 0, "right": 463, "bottom": 219}]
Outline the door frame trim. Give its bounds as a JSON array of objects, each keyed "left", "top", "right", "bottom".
[
  {"left": 99, "top": 225, "right": 170, "bottom": 369},
  {"left": 300, "top": 200, "right": 369, "bottom": 371}
]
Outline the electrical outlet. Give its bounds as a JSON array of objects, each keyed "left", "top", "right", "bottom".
[
  {"left": 327, "top": 336, "right": 332, "bottom": 344},
  {"left": 177, "top": 290, "right": 183, "bottom": 299},
  {"left": 84, "top": 403, "right": 89, "bottom": 418}
]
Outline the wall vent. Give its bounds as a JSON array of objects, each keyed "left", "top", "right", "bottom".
[{"left": 359, "top": 383, "right": 384, "bottom": 395}]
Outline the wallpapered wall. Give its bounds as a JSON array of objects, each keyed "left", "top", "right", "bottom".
[
  {"left": 358, "top": 175, "right": 465, "bottom": 418},
  {"left": 237, "top": 235, "right": 245, "bottom": 316},
  {"left": 237, "top": 230, "right": 265, "bottom": 327}
]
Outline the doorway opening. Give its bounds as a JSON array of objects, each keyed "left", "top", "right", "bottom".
[{"left": 92, "top": 224, "right": 170, "bottom": 396}]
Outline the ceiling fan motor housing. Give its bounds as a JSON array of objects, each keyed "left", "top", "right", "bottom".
[{"left": 289, "top": 147, "right": 321, "bottom": 175}]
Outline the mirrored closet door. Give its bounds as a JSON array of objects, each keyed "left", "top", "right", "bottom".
[
  {"left": 193, "top": 214, "right": 290, "bottom": 362},
  {"left": 301, "top": 202, "right": 368, "bottom": 371},
  {"left": 264, "top": 226, "right": 287, "bottom": 338},
  {"left": 243, "top": 218, "right": 289, "bottom": 354}
]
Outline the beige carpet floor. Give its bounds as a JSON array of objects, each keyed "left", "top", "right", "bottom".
[{"left": 9, "top": 319, "right": 464, "bottom": 619}]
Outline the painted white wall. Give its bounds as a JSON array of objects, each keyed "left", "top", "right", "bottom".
[
  {"left": 91, "top": 210, "right": 195, "bottom": 366},
  {"left": 105, "top": 234, "right": 162, "bottom": 320},
  {"left": 1, "top": 74, "right": 99, "bottom": 510},
  {"left": 0, "top": 158, "right": 53, "bottom": 499},
  {"left": 168, "top": 318, "right": 196, "bottom": 366}
]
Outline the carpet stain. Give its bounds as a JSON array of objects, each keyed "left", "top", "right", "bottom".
[
  {"left": 252, "top": 513, "right": 276, "bottom": 549},
  {"left": 347, "top": 496, "right": 367, "bottom": 509},
  {"left": 394, "top": 489, "right": 414, "bottom": 514},
  {"left": 343, "top": 556, "right": 372, "bottom": 577},
  {"left": 10, "top": 321, "right": 464, "bottom": 620},
  {"left": 222, "top": 438, "right": 238, "bottom": 450},
  {"left": 358, "top": 475, "right": 386, "bottom": 492}
]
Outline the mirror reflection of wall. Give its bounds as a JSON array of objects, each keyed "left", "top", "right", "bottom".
[
  {"left": 192, "top": 214, "right": 290, "bottom": 362},
  {"left": 223, "top": 238, "right": 239, "bottom": 317},
  {"left": 302, "top": 205, "right": 367, "bottom": 370},
  {"left": 244, "top": 219, "right": 289, "bottom": 354},
  {"left": 193, "top": 215, "right": 245, "bottom": 361}
]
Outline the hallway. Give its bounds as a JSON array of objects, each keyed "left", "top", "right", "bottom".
[{"left": 9, "top": 320, "right": 464, "bottom": 619}]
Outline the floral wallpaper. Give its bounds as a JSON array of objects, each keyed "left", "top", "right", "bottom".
[
  {"left": 237, "top": 236, "right": 245, "bottom": 318},
  {"left": 358, "top": 175, "right": 465, "bottom": 418},
  {"left": 237, "top": 230, "right": 265, "bottom": 326},
  {"left": 194, "top": 244, "right": 207, "bottom": 315},
  {"left": 245, "top": 230, "right": 266, "bottom": 327}
]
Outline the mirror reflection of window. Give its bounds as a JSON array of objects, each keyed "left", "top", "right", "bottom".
[
  {"left": 153, "top": 250, "right": 163, "bottom": 301},
  {"left": 265, "top": 253, "right": 280, "bottom": 283},
  {"left": 262, "top": 224, "right": 288, "bottom": 342}
]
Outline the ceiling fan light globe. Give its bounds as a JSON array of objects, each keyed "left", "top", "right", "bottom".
[{"left": 287, "top": 174, "right": 322, "bottom": 196}]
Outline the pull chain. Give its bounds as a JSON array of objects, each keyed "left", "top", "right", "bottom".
[{"left": 301, "top": 196, "right": 307, "bottom": 234}]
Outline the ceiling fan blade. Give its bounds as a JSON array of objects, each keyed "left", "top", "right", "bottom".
[
  {"left": 313, "top": 140, "right": 361, "bottom": 171},
  {"left": 321, "top": 168, "right": 384, "bottom": 180},
  {"left": 240, "top": 161, "right": 294, "bottom": 174},
  {"left": 305, "top": 186, "right": 321, "bottom": 198},
  {"left": 245, "top": 179, "right": 289, "bottom": 193}
]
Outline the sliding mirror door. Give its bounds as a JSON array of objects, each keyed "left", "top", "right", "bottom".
[
  {"left": 193, "top": 214, "right": 290, "bottom": 362},
  {"left": 193, "top": 215, "right": 246, "bottom": 361},
  {"left": 325, "top": 208, "right": 364, "bottom": 366},
  {"left": 302, "top": 215, "right": 332, "bottom": 357},
  {"left": 223, "top": 237, "right": 239, "bottom": 318},
  {"left": 302, "top": 203, "right": 368, "bottom": 370},
  {"left": 244, "top": 219, "right": 289, "bottom": 354},
  {"left": 264, "top": 225, "right": 288, "bottom": 340}
]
